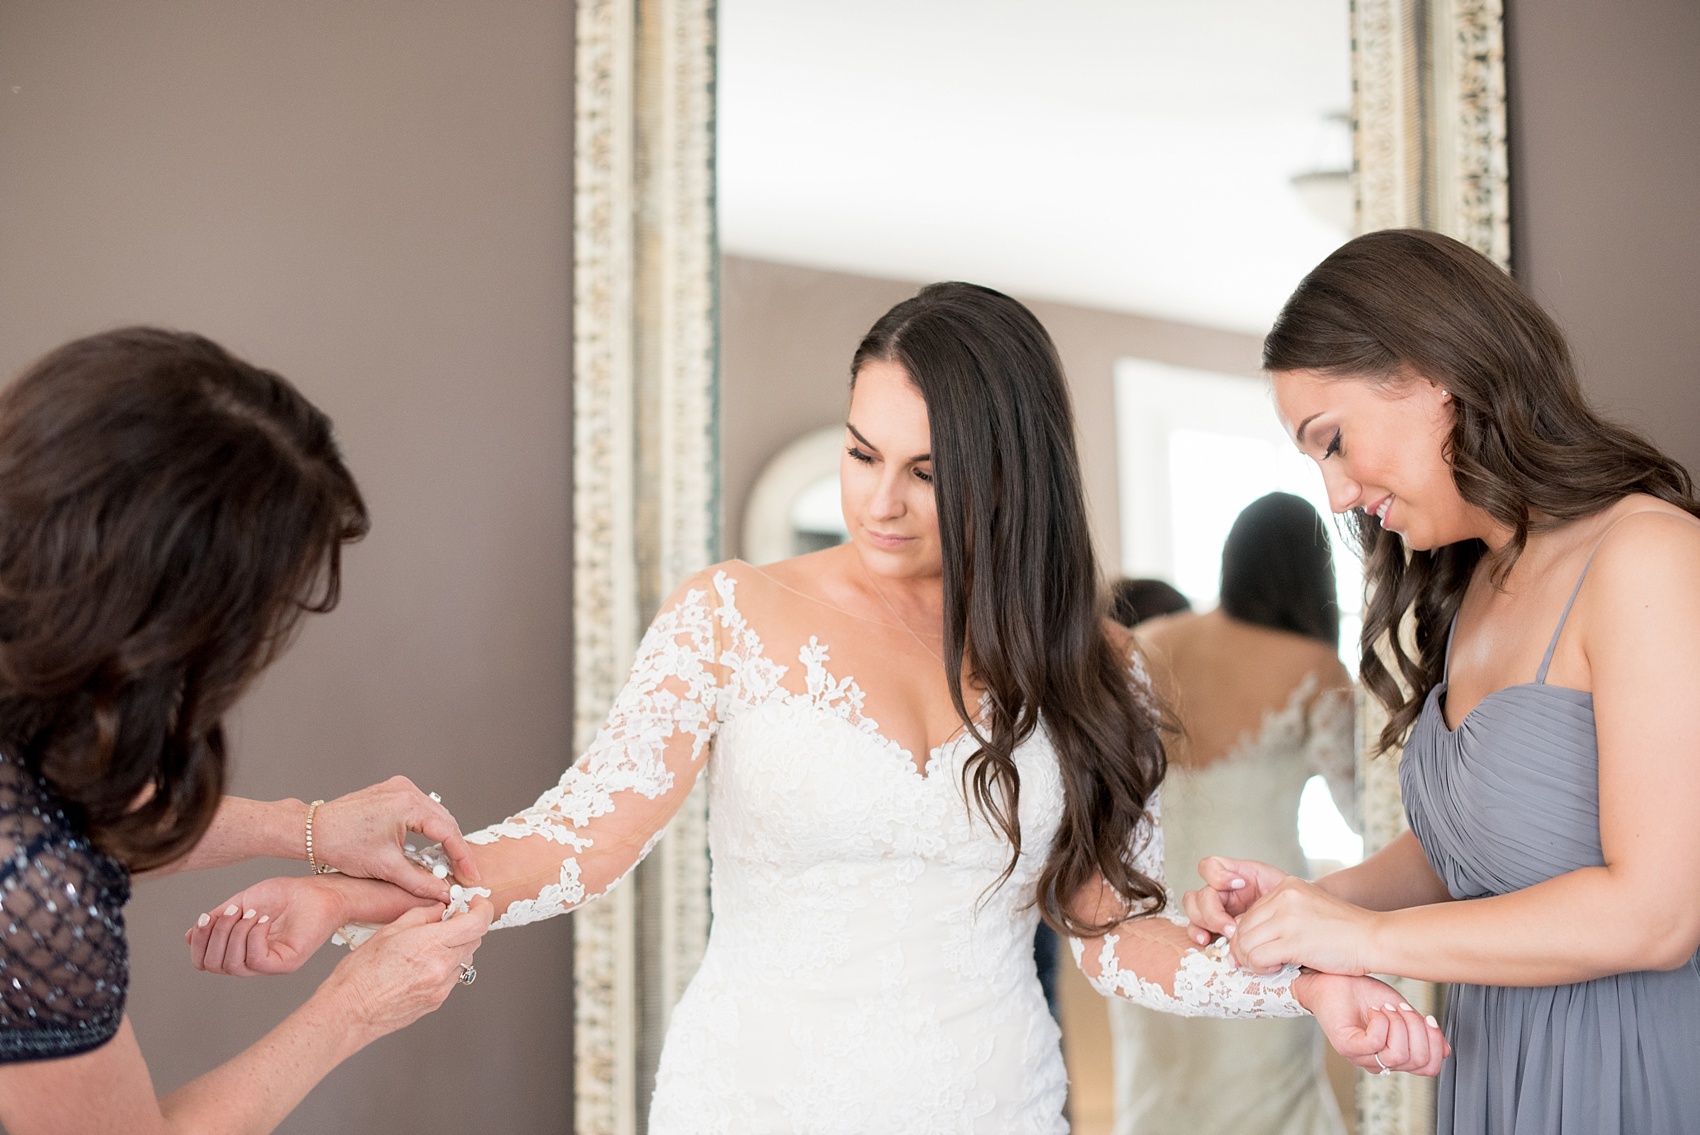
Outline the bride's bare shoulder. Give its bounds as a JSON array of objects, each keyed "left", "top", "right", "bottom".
[{"left": 729, "top": 546, "right": 849, "bottom": 587}]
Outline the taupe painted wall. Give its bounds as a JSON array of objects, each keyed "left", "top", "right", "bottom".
[
  {"left": 721, "top": 255, "right": 1266, "bottom": 573},
  {"left": 0, "top": 4, "right": 575, "bottom": 1133},
  {"left": 1508, "top": 0, "right": 1700, "bottom": 476}
]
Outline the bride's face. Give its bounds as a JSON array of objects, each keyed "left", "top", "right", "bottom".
[{"left": 842, "top": 359, "right": 942, "bottom": 579}]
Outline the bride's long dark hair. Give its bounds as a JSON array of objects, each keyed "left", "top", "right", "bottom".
[{"left": 853, "top": 282, "right": 1167, "bottom": 935}]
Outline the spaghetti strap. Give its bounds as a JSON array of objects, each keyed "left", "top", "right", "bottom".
[
  {"left": 1535, "top": 563, "right": 1593, "bottom": 685},
  {"left": 1535, "top": 509, "right": 1700, "bottom": 684}
]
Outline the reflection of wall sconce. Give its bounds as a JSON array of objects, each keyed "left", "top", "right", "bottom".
[
  {"left": 1291, "top": 169, "right": 1352, "bottom": 232},
  {"left": 1291, "top": 111, "right": 1353, "bottom": 233}
]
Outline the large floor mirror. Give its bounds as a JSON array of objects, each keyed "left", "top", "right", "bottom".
[{"left": 570, "top": 0, "right": 1509, "bottom": 1132}]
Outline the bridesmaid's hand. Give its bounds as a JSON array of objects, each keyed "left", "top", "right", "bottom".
[
  {"left": 187, "top": 875, "right": 426, "bottom": 977},
  {"left": 1294, "top": 971, "right": 1450, "bottom": 1077},
  {"left": 1181, "top": 856, "right": 1292, "bottom": 946},
  {"left": 1230, "top": 876, "right": 1377, "bottom": 976}
]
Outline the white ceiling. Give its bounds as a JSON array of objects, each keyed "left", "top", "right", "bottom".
[{"left": 717, "top": 0, "right": 1353, "bottom": 334}]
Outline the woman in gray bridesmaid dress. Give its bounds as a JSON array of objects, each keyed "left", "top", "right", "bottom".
[{"left": 1179, "top": 229, "right": 1700, "bottom": 1134}]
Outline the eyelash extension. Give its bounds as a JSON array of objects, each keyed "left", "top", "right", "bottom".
[
  {"left": 914, "top": 468, "right": 933, "bottom": 484},
  {"left": 846, "top": 446, "right": 874, "bottom": 464},
  {"left": 1323, "top": 432, "right": 1342, "bottom": 459}
]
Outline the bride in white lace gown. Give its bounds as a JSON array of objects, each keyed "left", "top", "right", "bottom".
[{"left": 190, "top": 284, "right": 1448, "bottom": 1133}]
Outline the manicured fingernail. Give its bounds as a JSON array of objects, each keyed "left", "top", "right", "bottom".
[
  {"left": 223, "top": 905, "right": 239, "bottom": 917},
  {"left": 1222, "top": 923, "right": 1235, "bottom": 937},
  {"left": 258, "top": 915, "right": 270, "bottom": 924},
  {"left": 243, "top": 908, "right": 257, "bottom": 920},
  {"left": 1398, "top": 1002, "right": 1412, "bottom": 1011},
  {"left": 1230, "top": 878, "right": 1246, "bottom": 889},
  {"left": 1426, "top": 1015, "right": 1439, "bottom": 1027},
  {"left": 196, "top": 913, "right": 210, "bottom": 928},
  {"left": 1383, "top": 1003, "right": 1396, "bottom": 1011}
]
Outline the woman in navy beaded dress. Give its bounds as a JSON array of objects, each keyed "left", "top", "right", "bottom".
[
  {"left": 1185, "top": 230, "right": 1700, "bottom": 1134},
  {"left": 0, "top": 329, "right": 494, "bottom": 1133}
]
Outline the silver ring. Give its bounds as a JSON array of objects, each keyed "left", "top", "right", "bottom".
[
  {"left": 428, "top": 791, "right": 443, "bottom": 803},
  {"left": 1373, "top": 1053, "right": 1391, "bottom": 1076},
  {"left": 457, "top": 963, "right": 476, "bottom": 987}
]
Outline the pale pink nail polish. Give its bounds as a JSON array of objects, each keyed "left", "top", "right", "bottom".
[
  {"left": 1426, "top": 1015, "right": 1439, "bottom": 1027},
  {"left": 196, "top": 913, "right": 210, "bottom": 928},
  {"left": 258, "top": 915, "right": 270, "bottom": 924},
  {"left": 223, "top": 904, "right": 238, "bottom": 917},
  {"left": 242, "top": 908, "right": 257, "bottom": 920},
  {"left": 1398, "top": 1002, "right": 1413, "bottom": 1011}
]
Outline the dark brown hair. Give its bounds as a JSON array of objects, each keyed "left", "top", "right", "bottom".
[
  {"left": 853, "top": 282, "right": 1167, "bottom": 935},
  {"left": 1220, "top": 492, "right": 1339, "bottom": 647},
  {"left": 0, "top": 328, "right": 369, "bottom": 870},
  {"left": 1107, "top": 578, "right": 1191, "bottom": 629},
  {"left": 1263, "top": 229, "right": 1697, "bottom": 750}
]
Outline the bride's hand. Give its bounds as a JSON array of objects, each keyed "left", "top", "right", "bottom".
[
  {"left": 1181, "top": 856, "right": 1291, "bottom": 946},
  {"left": 187, "top": 875, "right": 428, "bottom": 977},
  {"left": 1229, "top": 876, "right": 1376, "bottom": 976},
  {"left": 1294, "top": 971, "right": 1450, "bottom": 1077}
]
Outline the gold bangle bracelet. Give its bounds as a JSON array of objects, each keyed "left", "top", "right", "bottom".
[{"left": 305, "top": 798, "right": 328, "bottom": 875}]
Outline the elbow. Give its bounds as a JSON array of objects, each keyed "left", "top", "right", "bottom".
[
  {"left": 1646, "top": 926, "right": 1700, "bottom": 973},
  {"left": 1624, "top": 911, "right": 1700, "bottom": 974}
]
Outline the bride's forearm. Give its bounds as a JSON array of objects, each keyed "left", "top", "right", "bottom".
[{"left": 1073, "top": 911, "right": 1306, "bottom": 1019}]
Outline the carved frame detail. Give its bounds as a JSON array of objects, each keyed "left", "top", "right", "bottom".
[
  {"left": 572, "top": 0, "right": 718, "bottom": 1131},
  {"left": 1352, "top": 0, "right": 1509, "bottom": 1131}
]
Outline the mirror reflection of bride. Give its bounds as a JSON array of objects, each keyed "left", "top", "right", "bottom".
[{"left": 194, "top": 284, "right": 1445, "bottom": 1131}]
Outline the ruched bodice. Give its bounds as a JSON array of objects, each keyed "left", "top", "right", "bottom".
[
  {"left": 1398, "top": 542, "right": 1700, "bottom": 1135},
  {"left": 1403, "top": 681, "right": 1602, "bottom": 900}
]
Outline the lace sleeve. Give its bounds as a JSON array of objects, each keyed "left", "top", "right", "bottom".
[
  {"left": 1065, "top": 659, "right": 1307, "bottom": 1019},
  {"left": 1304, "top": 685, "right": 1359, "bottom": 833},
  {"left": 412, "top": 573, "right": 724, "bottom": 932},
  {"left": 1067, "top": 789, "right": 1306, "bottom": 1018},
  {"left": 0, "top": 758, "right": 131, "bottom": 1062}
]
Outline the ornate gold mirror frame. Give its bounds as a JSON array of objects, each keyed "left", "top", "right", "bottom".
[
  {"left": 567, "top": 0, "right": 1509, "bottom": 1131},
  {"left": 1352, "top": 0, "right": 1508, "bottom": 1132}
]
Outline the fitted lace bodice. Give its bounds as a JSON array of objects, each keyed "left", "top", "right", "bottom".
[{"left": 415, "top": 562, "right": 1304, "bottom": 1132}]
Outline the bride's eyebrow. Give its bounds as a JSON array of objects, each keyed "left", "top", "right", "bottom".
[{"left": 846, "top": 421, "right": 930, "bottom": 463}]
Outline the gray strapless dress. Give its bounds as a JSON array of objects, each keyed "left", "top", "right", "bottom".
[{"left": 1400, "top": 552, "right": 1700, "bottom": 1134}]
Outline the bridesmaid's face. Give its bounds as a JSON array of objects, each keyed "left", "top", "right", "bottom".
[
  {"left": 842, "top": 359, "right": 942, "bottom": 579},
  {"left": 1272, "top": 367, "right": 1480, "bottom": 551}
]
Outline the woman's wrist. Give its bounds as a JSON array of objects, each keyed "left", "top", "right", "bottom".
[
  {"left": 1290, "top": 967, "right": 1322, "bottom": 1012},
  {"left": 300, "top": 968, "right": 384, "bottom": 1059},
  {"left": 319, "top": 873, "right": 436, "bottom": 926}
]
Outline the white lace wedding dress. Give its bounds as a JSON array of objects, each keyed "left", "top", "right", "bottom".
[{"left": 432, "top": 563, "right": 1307, "bottom": 1133}]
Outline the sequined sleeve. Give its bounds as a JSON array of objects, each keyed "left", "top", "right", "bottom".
[{"left": 0, "top": 757, "right": 131, "bottom": 1062}]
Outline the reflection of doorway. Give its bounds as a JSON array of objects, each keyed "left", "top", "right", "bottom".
[
  {"left": 1052, "top": 356, "right": 1365, "bottom": 1135},
  {"left": 1114, "top": 357, "right": 1363, "bottom": 661}
]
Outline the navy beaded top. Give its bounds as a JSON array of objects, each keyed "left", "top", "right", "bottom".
[{"left": 0, "top": 751, "right": 130, "bottom": 1062}]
